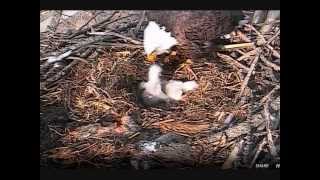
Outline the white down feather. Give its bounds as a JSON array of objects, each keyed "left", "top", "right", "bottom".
[
  {"left": 165, "top": 80, "right": 199, "bottom": 101},
  {"left": 140, "top": 64, "right": 199, "bottom": 102},
  {"left": 140, "top": 64, "right": 169, "bottom": 100}
]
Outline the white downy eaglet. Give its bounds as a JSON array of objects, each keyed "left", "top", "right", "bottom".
[
  {"left": 140, "top": 64, "right": 199, "bottom": 102},
  {"left": 165, "top": 80, "right": 199, "bottom": 101},
  {"left": 140, "top": 64, "right": 169, "bottom": 101}
]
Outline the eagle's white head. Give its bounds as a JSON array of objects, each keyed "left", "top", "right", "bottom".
[{"left": 143, "top": 21, "right": 177, "bottom": 61}]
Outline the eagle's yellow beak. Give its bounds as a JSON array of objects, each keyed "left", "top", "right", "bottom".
[{"left": 146, "top": 52, "right": 157, "bottom": 63}]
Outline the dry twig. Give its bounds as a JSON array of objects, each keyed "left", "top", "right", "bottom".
[
  {"left": 222, "top": 140, "right": 244, "bottom": 169},
  {"left": 264, "top": 99, "right": 278, "bottom": 157},
  {"left": 260, "top": 54, "right": 280, "bottom": 71},
  {"left": 237, "top": 49, "right": 257, "bottom": 61},
  {"left": 88, "top": 31, "right": 142, "bottom": 45},
  {"left": 67, "top": 11, "right": 119, "bottom": 39},
  {"left": 77, "top": 11, "right": 105, "bottom": 31},
  {"left": 217, "top": 53, "right": 250, "bottom": 72},
  {"left": 260, "top": 85, "right": 280, "bottom": 104},
  {"left": 219, "top": 43, "right": 254, "bottom": 50},
  {"left": 250, "top": 137, "right": 267, "bottom": 168},
  {"left": 135, "top": 11, "right": 146, "bottom": 34},
  {"left": 238, "top": 49, "right": 261, "bottom": 99},
  {"left": 46, "top": 60, "right": 79, "bottom": 84},
  {"left": 266, "top": 29, "right": 280, "bottom": 45},
  {"left": 244, "top": 24, "right": 280, "bottom": 58}
]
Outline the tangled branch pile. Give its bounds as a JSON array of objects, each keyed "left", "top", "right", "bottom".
[{"left": 40, "top": 10, "right": 280, "bottom": 169}]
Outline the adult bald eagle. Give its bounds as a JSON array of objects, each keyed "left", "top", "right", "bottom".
[{"left": 144, "top": 10, "right": 243, "bottom": 62}]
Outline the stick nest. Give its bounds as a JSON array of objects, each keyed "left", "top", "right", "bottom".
[{"left": 40, "top": 10, "right": 280, "bottom": 169}]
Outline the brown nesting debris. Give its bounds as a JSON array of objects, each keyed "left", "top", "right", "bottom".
[
  {"left": 41, "top": 10, "right": 279, "bottom": 169},
  {"left": 151, "top": 120, "right": 210, "bottom": 137}
]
